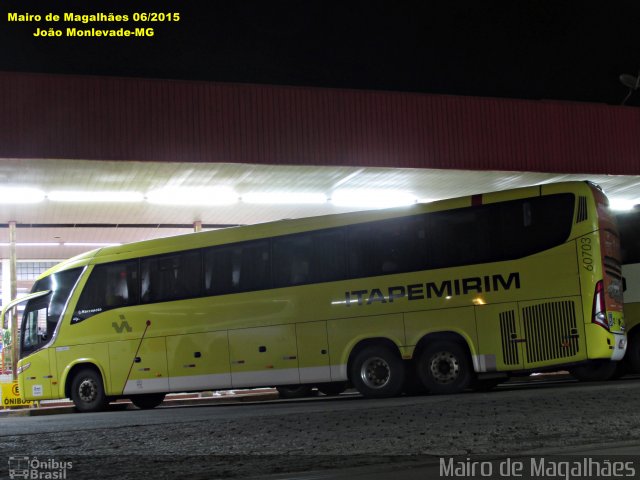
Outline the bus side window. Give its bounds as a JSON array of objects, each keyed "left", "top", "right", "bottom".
[
  {"left": 348, "top": 217, "right": 427, "bottom": 278},
  {"left": 140, "top": 251, "right": 202, "bottom": 304},
  {"left": 73, "top": 260, "right": 138, "bottom": 323},
  {"left": 496, "top": 195, "right": 574, "bottom": 260},
  {"left": 426, "top": 209, "right": 492, "bottom": 269},
  {"left": 273, "top": 229, "right": 347, "bottom": 288},
  {"left": 273, "top": 235, "right": 312, "bottom": 287},
  {"left": 311, "top": 229, "right": 347, "bottom": 283},
  {"left": 203, "top": 240, "right": 270, "bottom": 295}
]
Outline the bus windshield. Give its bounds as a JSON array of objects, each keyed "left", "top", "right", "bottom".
[{"left": 20, "top": 268, "right": 82, "bottom": 358}]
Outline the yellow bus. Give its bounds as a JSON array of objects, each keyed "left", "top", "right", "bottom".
[
  {"left": 617, "top": 210, "right": 640, "bottom": 374},
  {"left": 1, "top": 181, "right": 626, "bottom": 412}
]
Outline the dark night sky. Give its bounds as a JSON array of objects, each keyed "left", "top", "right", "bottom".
[{"left": 1, "top": 1, "right": 639, "bottom": 105}]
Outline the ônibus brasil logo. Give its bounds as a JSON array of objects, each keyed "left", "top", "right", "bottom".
[{"left": 8, "top": 456, "right": 72, "bottom": 479}]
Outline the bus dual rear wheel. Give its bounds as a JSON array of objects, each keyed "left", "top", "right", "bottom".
[
  {"left": 350, "top": 346, "right": 405, "bottom": 398},
  {"left": 70, "top": 368, "right": 108, "bottom": 413},
  {"left": 417, "top": 341, "right": 472, "bottom": 394}
]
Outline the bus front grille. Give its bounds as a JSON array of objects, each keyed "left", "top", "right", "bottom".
[{"left": 522, "top": 300, "right": 579, "bottom": 363}]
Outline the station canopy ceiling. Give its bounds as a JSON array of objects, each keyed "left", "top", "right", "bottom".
[{"left": 1, "top": 157, "right": 639, "bottom": 261}]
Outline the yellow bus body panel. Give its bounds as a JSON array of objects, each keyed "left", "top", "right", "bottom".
[{"left": 15, "top": 181, "right": 627, "bottom": 401}]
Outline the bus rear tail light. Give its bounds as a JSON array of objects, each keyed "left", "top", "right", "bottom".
[{"left": 592, "top": 280, "right": 609, "bottom": 330}]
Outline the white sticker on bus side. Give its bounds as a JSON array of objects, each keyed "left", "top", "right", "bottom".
[
  {"left": 56, "top": 346, "right": 69, "bottom": 352},
  {"left": 32, "top": 385, "right": 43, "bottom": 397}
]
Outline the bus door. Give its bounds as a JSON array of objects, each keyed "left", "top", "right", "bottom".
[
  {"left": 228, "top": 324, "right": 299, "bottom": 388},
  {"left": 295, "top": 321, "right": 331, "bottom": 383},
  {"left": 18, "top": 294, "right": 56, "bottom": 399},
  {"left": 109, "top": 337, "right": 169, "bottom": 395},
  {"left": 166, "top": 331, "right": 232, "bottom": 392},
  {"left": 476, "top": 303, "right": 525, "bottom": 372}
]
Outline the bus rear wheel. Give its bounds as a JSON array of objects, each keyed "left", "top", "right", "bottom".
[
  {"left": 417, "top": 341, "right": 472, "bottom": 394},
  {"left": 350, "top": 346, "right": 405, "bottom": 398},
  {"left": 130, "top": 393, "right": 166, "bottom": 409},
  {"left": 70, "top": 367, "right": 108, "bottom": 413}
]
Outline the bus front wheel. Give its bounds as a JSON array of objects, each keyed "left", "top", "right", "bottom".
[
  {"left": 350, "top": 346, "right": 405, "bottom": 398},
  {"left": 70, "top": 367, "right": 108, "bottom": 413},
  {"left": 130, "top": 393, "right": 166, "bottom": 409},
  {"left": 417, "top": 341, "right": 472, "bottom": 394}
]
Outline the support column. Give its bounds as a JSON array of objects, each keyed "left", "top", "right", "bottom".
[
  {"left": 1, "top": 259, "right": 9, "bottom": 376},
  {"left": 9, "top": 221, "right": 17, "bottom": 381},
  {"left": 193, "top": 221, "right": 202, "bottom": 233},
  {"left": 9, "top": 221, "right": 17, "bottom": 302}
]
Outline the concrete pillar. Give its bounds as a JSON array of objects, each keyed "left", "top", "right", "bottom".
[
  {"left": 9, "top": 221, "right": 17, "bottom": 302},
  {"left": 9, "top": 221, "right": 17, "bottom": 380},
  {"left": 0, "top": 259, "right": 9, "bottom": 376}
]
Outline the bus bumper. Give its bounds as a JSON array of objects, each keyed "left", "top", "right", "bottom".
[
  {"left": 611, "top": 333, "right": 627, "bottom": 362},
  {"left": 585, "top": 324, "right": 627, "bottom": 361}
]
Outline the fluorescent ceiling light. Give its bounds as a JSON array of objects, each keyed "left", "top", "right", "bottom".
[
  {"left": 64, "top": 242, "right": 122, "bottom": 247},
  {"left": 48, "top": 191, "right": 144, "bottom": 203},
  {"left": 146, "top": 186, "right": 238, "bottom": 206},
  {"left": 609, "top": 198, "right": 639, "bottom": 211},
  {"left": 0, "top": 187, "right": 46, "bottom": 204},
  {"left": 0, "top": 242, "right": 121, "bottom": 247},
  {"left": 12, "top": 243, "right": 61, "bottom": 247},
  {"left": 242, "top": 192, "right": 327, "bottom": 204},
  {"left": 331, "top": 189, "right": 417, "bottom": 208}
]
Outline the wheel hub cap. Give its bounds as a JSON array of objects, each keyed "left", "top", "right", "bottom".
[
  {"left": 360, "top": 356, "right": 391, "bottom": 389},
  {"left": 79, "top": 379, "right": 97, "bottom": 402},
  {"left": 429, "top": 352, "right": 460, "bottom": 384}
]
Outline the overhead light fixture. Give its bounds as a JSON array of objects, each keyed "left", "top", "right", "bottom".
[
  {"left": 0, "top": 242, "right": 121, "bottom": 247},
  {"left": 331, "top": 189, "right": 417, "bottom": 208},
  {"left": 609, "top": 199, "right": 639, "bottom": 211},
  {"left": 48, "top": 191, "right": 144, "bottom": 203},
  {"left": 64, "top": 242, "right": 122, "bottom": 247},
  {"left": 242, "top": 192, "right": 327, "bottom": 205},
  {"left": 146, "top": 186, "right": 238, "bottom": 206},
  {"left": 0, "top": 187, "right": 46, "bottom": 204},
  {"left": 8, "top": 243, "right": 61, "bottom": 247}
]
